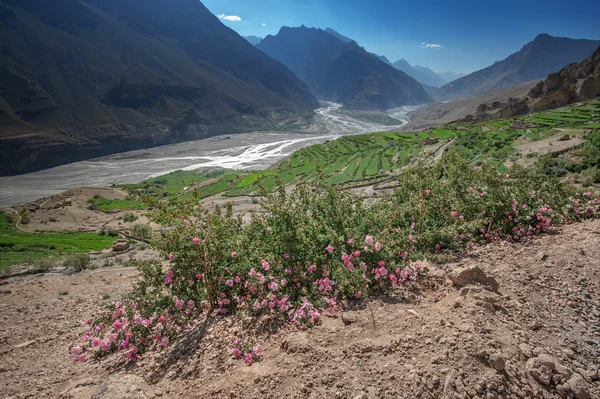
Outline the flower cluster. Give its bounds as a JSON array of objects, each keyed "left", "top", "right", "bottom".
[
  {"left": 72, "top": 153, "right": 598, "bottom": 365},
  {"left": 232, "top": 338, "right": 262, "bottom": 366}
]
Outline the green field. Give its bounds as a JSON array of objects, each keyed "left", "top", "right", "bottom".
[
  {"left": 109, "top": 100, "right": 600, "bottom": 204},
  {"left": 0, "top": 213, "right": 115, "bottom": 270}
]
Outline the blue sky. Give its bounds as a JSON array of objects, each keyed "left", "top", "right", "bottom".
[{"left": 202, "top": 0, "right": 600, "bottom": 74}]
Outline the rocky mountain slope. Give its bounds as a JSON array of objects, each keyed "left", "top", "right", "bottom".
[
  {"left": 257, "top": 26, "right": 433, "bottom": 110},
  {"left": 0, "top": 0, "right": 318, "bottom": 175},
  {"left": 529, "top": 45, "right": 600, "bottom": 111},
  {"left": 436, "top": 34, "right": 600, "bottom": 101},
  {"left": 457, "top": 45, "right": 600, "bottom": 122},
  {"left": 2, "top": 219, "right": 598, "bottom": 398},
  {"left": 392, "top": 59, "right": 448, "bottom": 88}
]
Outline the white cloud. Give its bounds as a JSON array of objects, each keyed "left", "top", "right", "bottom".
[
  {"left": 261, "top": 23, "right": 267, "bottom": 26},
  {"left": 218, "top": 14, "right": 242, "bottom": 22},
  {"left": 419, "top": 42, "right": 442, "bottom": 48}
]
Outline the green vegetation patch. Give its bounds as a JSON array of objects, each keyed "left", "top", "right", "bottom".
[{"left": 0, "top": 213, "right": 114, "bottom": 270}]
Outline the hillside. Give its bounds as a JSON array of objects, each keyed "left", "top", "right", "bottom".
[
  {"left": 436, "top": 34, "right": 600, "bottom": 100},
  {"left": 0, "top": 0, "right": 318, "bottom": 176},
  {"left": 529, "top": 45, "right": 600, "bottom": 111},
  {"left": 257, "top": 26, "right": 433, "bottom": 110},
  {"left": 392, "top": 59, "right": 448, "bottom": 88}
]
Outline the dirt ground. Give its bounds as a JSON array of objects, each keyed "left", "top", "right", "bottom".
[{"left": 1, "top": 219, "right": 598, "bottom": 399}]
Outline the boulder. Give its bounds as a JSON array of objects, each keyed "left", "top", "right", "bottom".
[
  {"left": 526, "top": 354, "right": 557, "bottom": 385},
  {"left": 112, "top": 239, "right": 130, "bottom": 252}
]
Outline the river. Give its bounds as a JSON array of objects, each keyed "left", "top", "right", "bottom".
[{"left": 0, "top": 102, "right": 417, "bottom": 207}]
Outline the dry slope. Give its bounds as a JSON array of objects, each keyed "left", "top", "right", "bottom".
[{"left": 0, "top": 220, "right": 598, "bottom": 398}]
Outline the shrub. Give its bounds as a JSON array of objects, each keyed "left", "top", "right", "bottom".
[
  {"left": 63, "top": 253, "right": 91, "bottom": 273},
  {"left": 20, "top": 209, "right": 30, "bottom": 225},
  {"left": 71, "top": 153, "right": 599, "bottom": 364},
  {"left": 31, "top": 258, "right": 57, "bottom": 272},
  {"left": 123, "top": 213, "right": 138, "bottom": 223},
  {"left": 133, "top": 224, "right": 152, "bottom": 239}
]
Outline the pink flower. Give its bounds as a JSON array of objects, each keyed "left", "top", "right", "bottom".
[
  {"left": 92, "top": 338, "right": 102, "bottom": 347},
  {"left": 71, "top": 346, "right": 83, "bottom": 356},
  {"left": 234, "top": 275, "right": 241, "bottom": 283},
  {"left": 192, "top": 237, "right": 200, "bottom": 244},
  {"left": 195, "top": 273, "right": 203, "bottom": 280},
  {"left": 365, "top": 235, "right": 374, "bottom": 245},
  {"left": 354, "top": 250, "right": 361, "bottom": 257},
  {"left": 261, "top": 259, "right": 270, "bottom": 271},
  {"left": 231, "top": 251, "right": 237, "bottom": 258},
  {"left": 266, "top": 227, "right": 272, "bottom": 232},
  {"left": 232, "top": 348, "right": 242, "bottom": 358},
  {"left": 375, "top": 242, "right": 383, "bottom": 251},
  {"left": 480, "top": 192, "right": 485, "bottom": 197},
  {"left": 326, "top": 245, "right": 334, "bottom": 253},
  {"left": 284, "top": 268, "right": 292, "bottom": 275},
  {"left": 451, "top": 211, "right": 457, "bottom": 217},
  {"left": 165, "top": 277, "right": 172, "bottom": 285},
  {"left": 225, "top": 279, "right": 234, "bottom": 287},
  {"left": 161, "top": 337, "right": 169, "bottom": 347},
  {"left": 425, "top": 190, "right": 431, "bottom": 195},
  {"left": 308, "top": 265, "right": 317, "bottom": 272},
  {"left": 73, "top": 353, "right": 87, "bottom": 363},
  {"left": 252, "top": 345, "right": 262, "bottom": 357},
  {"left": 459, "top": 215, "right": 464, "bottom": 221},
  {"left": 346, "top": 238, "right": 354, "bottom": 244},
  {"left": 283, "top": 253, "right": 289, "bottom": 259},
  {"left": 169, "top": 254, "right": 175, "bottom": 261},
  {"left": 244, "top": 353, "right": 253, "bottom": 365}
]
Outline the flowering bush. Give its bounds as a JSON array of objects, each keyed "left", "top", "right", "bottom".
[{"left": 71, "top": 153, "right": 598, "bottom": 364}]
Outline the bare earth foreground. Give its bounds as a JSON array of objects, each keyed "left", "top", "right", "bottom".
[{"left": 1, "top": 220, "right": 599, "bottom": 399}]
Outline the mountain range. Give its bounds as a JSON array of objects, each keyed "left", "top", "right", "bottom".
[
  {"left": 0, "top": 0, "right": 317, "bottom": 175},
  {"left": 257, "top": 26, "right": 433, "bottom": 110},
  {"left": 437, "top": 71, "right": 466, "bottom": 83},
  {"left": 322, "top": 28, "right": 462, "bottom": 88},
  {"left": 435, "top": 34, "right": 600, "bottom": 100},
  {"left": 391, "top": 59, "right": 448, "bottom": 88},
  {"left": 242, "top": 35, "right": 262, "bottom": 45}
]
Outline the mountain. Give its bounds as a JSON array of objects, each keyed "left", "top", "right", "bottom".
[
  {"left": 0, "top": 0, "right": 318, "bottom": 175},
  {"left": 435, "top": 34, "right": 600, "bottom": 100},
  {"left": 438, "top": 71, "right": 465, "bottom": 82},
  {"left": 392, "top": 59, "right": 447, "bottom": 88},
  {"left": 324, "top": 28, "right": 352, "bottom": 43},
  {"left": 257, "top": 26, "right": 432, "bottom": 110},
  {"left": 324, "top": 28, "right": 392, "bottom": 66},
  {"left": 242, "top": 35, "right": 263, "bottom": 45},
  {"left": 529, "top": 45, "right": 600, "bottom": 111}
]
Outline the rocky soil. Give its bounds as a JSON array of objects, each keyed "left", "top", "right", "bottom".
[{"left": 1, "top": 220, "right": 599, "bottom": 399}]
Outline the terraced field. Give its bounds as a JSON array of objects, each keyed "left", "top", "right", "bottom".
[{"left": 116, "top": 100, "right": 600, "bottom": 201}]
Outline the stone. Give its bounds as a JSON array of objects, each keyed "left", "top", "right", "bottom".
[
  {"left": 526, "top": 355, "right": 557, "bottom": 386},
  {"left": 489, "top": 353, "right": 506, "bottom": 371},
  {"left": 558, "top": 134, "right": 571, "bottom": 141},
  {"left": 537, "top": 252, "right": 548, "bottom": 261},
  {"left": 519, "top": 343, "right": 534, "bottom": 358},
  {"left": 565, "top": 373, "right": 591, "bottom": 399},
  {"left": 112, "top": 239, "right": 130, "bottom": 252},
  {"left": 529, "top": 321, "right": 543, "bottom": 331},
  {"left": 447, "top": 266, "right": 499, "bottom": 292},
  {"left": 563, "top": 348, "right": 576, "bottom": 359}
]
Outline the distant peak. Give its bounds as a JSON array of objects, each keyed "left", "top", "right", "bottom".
[{"left": 534, "top": 33, "right": 552, "bottom": 40}]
